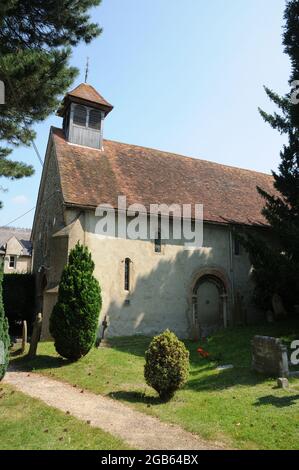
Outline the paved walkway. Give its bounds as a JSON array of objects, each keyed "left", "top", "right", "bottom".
[{"left": 5, "top": 371, "right": 224, "bottom": 450}]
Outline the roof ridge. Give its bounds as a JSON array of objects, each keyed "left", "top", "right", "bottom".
[
  {"left": 0, "top": 226, "right": 31, "bottom": 231},
  {"left": 103, "top": 138, "right": 272, "bottom": 178}
]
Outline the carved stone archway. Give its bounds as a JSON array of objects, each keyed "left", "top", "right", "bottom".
[{"left": 190, "top": 267, "right": 230, "bottom": 339}]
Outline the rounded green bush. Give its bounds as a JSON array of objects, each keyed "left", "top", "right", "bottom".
[{"left": 144, "top": 329, "right": 189, "bottom": 400}]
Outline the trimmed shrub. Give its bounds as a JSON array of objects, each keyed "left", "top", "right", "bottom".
[
  {"left": 144, "top": 329, "right": 189, "bottom": 400},
  {"left": 3, "top": 273, "right": 35, "bottom": 335},
  {"left": 50, "top": 242, "right": 102, "bottom": 360},
  {"left": 0, "top": 263, "right": 10, "bottom": 381}
]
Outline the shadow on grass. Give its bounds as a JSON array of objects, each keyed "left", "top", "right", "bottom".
[
  {"left": 21, "top": 320, "right": 296, "bottom": 370},
  {"left": 106, "top": 337, "right": 151, "bottom": 359},
  {"left": 11, "top": 354, "right": 72, "bottom": 372},
  {"left": 9, "top": 348, "right": 23, "bottom": 358},
  {"left": 254, "top": 394, "right": 299, "bottom": 408},
  {"left": 107, "top": 336, "right": 227, "bottom": 370},
  {"left": 108, "top": 390, "right": 164, "bottom": 406},
  {"left": 185, "top": 367, "right": 267, "bottom": 392}
]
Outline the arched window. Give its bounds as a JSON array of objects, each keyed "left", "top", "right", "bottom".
[
  {"left": 89, "top": 109, "right": 102, "bottom": 130},
  {"left": 73, "top": 105, "right": 87, "bottom": 127},
  {"left": 124, "top": 258, "right": 131, "bottom": 291}
]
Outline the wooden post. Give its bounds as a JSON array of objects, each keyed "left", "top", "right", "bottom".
[
  {"left": 28, "top": 313, "right": 42, "bottom": 358},
  {"left": 21, "top": 320, "right": 27, "bottom": 354}
]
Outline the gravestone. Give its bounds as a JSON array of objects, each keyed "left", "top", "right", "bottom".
[
  {"left": 266, "top": 310, "right": 274, "bottom": 324},
  {"left": 97, "top": 315, "right": 110, "bottom": 348},
  {"left": 252, "top": 335, "right": 289, "bottom": 378},
  {"left": 272, "top": 294, "right": 287, "bottom": 319},
  {"left": 294, "top": 305, "right": 299, "bottom": 315},
  {"left": 277, "top": 377, "right": 289, "bottom": 389}
]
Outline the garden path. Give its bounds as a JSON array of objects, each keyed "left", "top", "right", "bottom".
[{"left": 5, "top": 370, "right": 225, "bottom": 450}]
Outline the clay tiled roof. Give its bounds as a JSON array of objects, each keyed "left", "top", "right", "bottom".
[
  {"left": 57, "top": 83, "right": 113, "bottom": 116},
  {"left": 52, "top": 127, "right": 275, "bottom": 226}
]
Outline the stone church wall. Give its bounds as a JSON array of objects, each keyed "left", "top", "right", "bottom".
[{"left": 82, "top": 212, "right": 262, "bottom": 339}]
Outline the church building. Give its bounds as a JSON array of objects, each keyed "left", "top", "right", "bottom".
[{"left": 31, "top": 83, "right": 274, "bottom": 340}]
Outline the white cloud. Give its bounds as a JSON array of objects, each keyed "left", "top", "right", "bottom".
[{"left": 12, "top": 195, "right": 29, "bottom": 205}]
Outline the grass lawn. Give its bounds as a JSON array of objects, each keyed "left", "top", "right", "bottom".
[
  {"left": 0, "top": 383, "right": 130, "bottom": 450},
  {"left": 12, "top": 321, "right": 299, "bottom": 450}
]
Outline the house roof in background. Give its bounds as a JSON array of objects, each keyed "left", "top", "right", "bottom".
[
  {"left": 0, "top": 227, "right": 32, "bottom": 256},
  {"left": 52, "top": 127, "right": 274, "bottom": 227}
]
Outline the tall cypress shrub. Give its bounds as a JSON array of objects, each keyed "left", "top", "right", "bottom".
[
  {"left": 50, "top": 243, "right": 102, "bottom": 360},
  {"left": 0, "top": 262, "right": 9, "bottom": 381}
]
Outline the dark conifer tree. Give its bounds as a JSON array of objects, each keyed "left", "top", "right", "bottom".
[
  {"left": 242, "top": 1, "right": 299, "bottom": 310},
  {"left": 0, "top": 1, "right": 102, "bottom": 206},
  {"left": 50, "top": 243, "right": 102, "bottom": 360}
]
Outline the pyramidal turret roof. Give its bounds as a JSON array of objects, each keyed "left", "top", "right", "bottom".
[
  {"left": 68, "top": 83, "right": 113, "bottom": 108},
  {"left": 57, "top": 83, "right": 113, "bottom": 116}
]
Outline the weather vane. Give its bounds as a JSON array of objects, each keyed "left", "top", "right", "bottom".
[{"left": 85, "top": 57, "right": 89, "bottom": 83}]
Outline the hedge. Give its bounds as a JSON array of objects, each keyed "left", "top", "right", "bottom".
[{"left": 3, "top": 273, "right": 35, "bottom": 335}]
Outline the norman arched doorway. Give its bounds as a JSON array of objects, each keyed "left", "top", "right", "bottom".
[{"left": 191, "top": 269, "right": 229, "bottom": 338}]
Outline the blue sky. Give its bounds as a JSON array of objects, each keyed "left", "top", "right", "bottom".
[{"left": 0, "top": 0, "right": 289, "bottom": 228}]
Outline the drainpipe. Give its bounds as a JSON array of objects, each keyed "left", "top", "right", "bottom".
[
  {"left": 83, "top": 211, "right": 86, "bottom": 246},
  {"left": 229, "top": 228, "right": 235, "bottom": 315},
  {"left": 221, "top": 293, "right": 228, "bottom": 329}
]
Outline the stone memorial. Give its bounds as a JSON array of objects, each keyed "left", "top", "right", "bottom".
[
  {"left": 252, "top": 335, "right": 289, "bottom": 378},
  {"left": 272, "top": 294, "right": 287, "bottom": 319},
  {"left": 277, "top": 377, "right": 289, "bottom": 389}
]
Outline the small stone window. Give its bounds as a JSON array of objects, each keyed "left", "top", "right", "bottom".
[
  {"left": 89, "top": 109, "right": 102, "bottom": 130},
  {"left": 124, "top": 258, "right": 131, "bottom": 291},
  {"left": 9, "top": 255, "right": 16, "bottom": 269},
  {"left": 73, "top": 105, "right": 87, "bottom": 127}
]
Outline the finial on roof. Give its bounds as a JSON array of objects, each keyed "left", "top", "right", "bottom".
[{"left": 85, "top": 57, "right": 89, "bottom": 83}]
